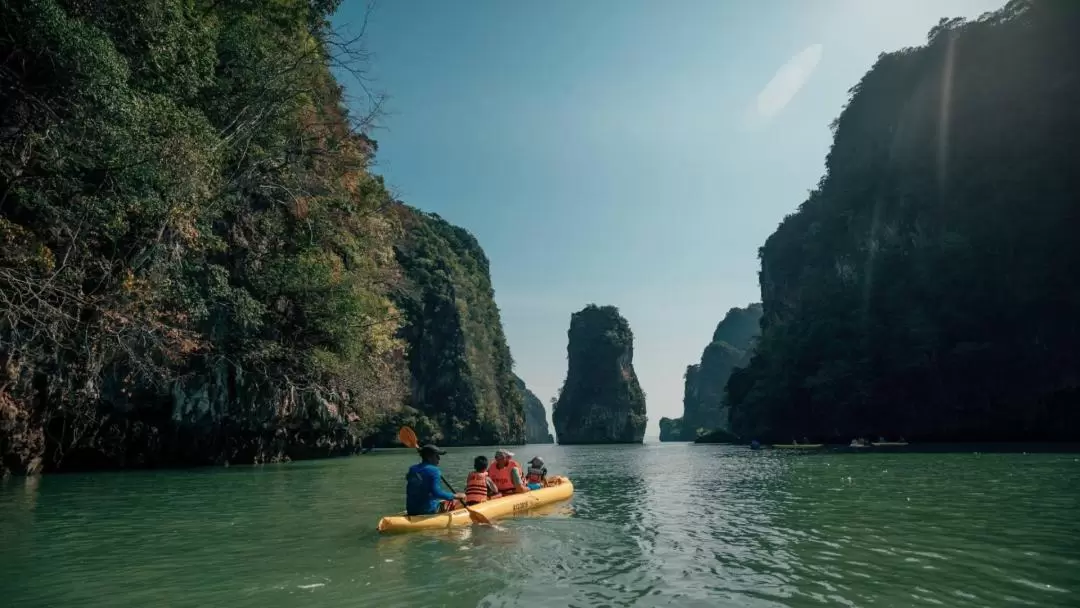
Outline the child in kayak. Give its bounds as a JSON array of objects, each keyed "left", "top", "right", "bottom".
[
  {"left": 525, "top": 456, "right": 548, "bottom": 490},
  {"left": 464, "top": 456, "right": 500, "bottom": 505}
]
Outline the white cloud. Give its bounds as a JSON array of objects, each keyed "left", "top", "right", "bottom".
[{"left": 753, "top": 43, "right": 823, "bottom": 122}]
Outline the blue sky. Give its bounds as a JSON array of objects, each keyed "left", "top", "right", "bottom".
[{"left": 334, "top": 0, "right": 1003, "bottom": 437}]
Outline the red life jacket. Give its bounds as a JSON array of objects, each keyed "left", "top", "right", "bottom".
[
  {"left": 465, "top": 471, "right": 492, "bottom": 504},
  {"left": 487, "top": 460, "right": 522, "bottom": 494}
]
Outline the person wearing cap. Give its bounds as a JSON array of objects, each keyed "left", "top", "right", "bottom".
[
  {"left": 524, "top": 456, "right": 548, "bottom": 490},
  {"left": 487, "top": 448, "right": 526, "bottom": 495},
  {"left": 405, "top": 444, "right": 466, "bottom": 516}
]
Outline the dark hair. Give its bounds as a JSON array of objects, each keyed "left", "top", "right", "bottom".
[{"left": 473, "top": 455, "right": 488, "bottom": 472}]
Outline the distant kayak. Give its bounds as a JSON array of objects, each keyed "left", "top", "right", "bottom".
[
  {"left": 871, "top": 442, "right": 909, "bottom": 447},
  {"left": 772, "top": 444, "right": 824, "bottom": 449},
  {"left": 377, "top": 476, "right": 574, "bottom": 533}
]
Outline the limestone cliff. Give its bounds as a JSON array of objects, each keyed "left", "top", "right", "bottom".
[
  {"left": 658, "top": 416, "right": 684, "bottom": 442},
  {"left": 516, "top": 375, "right": 554, "bottom": 444},
  {"left": 552, "top": 305, "right": 647, "bottom": 444},
  {"left": 729, "top": 1, "right": 1080, "bottom": 442},
  {"left": 0, "top": 0, "right": 529, "bottom": 473},
  {"left": 662, "top": 304, "right": 761, "bottom": 441},
  {"left": 391, "top": 208, "right": 525, "bottom": 446}
]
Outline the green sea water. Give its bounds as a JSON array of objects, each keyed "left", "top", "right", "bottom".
[{"left": 1, "top": 443, "right": 1078, "bottom": 607}]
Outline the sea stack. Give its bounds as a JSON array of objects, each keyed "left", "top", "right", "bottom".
[{"left": 552, "top": 305, "right": 647, "bottom": 444}]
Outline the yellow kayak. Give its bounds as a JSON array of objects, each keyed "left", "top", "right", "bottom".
[
  {"left": 376, "top": 476, "right": 574, "bottom": 534},
  {"left": 772, "top": 444, "right": 824, "bottom": 449}
]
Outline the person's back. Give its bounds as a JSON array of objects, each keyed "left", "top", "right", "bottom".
[
  {"left": 405, "top": 444, "right": 463, "bottom": 516},
  {"left": 405, "top": 461, "right": 440, "bottom": 515}
]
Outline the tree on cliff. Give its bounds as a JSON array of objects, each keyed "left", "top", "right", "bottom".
[
  {"left": 0, "top": 1, "right": 521, "bottom": 473},
  {"left": 662, "top": 304, "right": 761, "bottom": 441},
  {"left": 728, "top": 0, "right": 1080, "bottom": 443},
  {"left": 392, "top": 209, "right": 524, "bottom": 446},
  {"left": 552, "top": 305, "right": 647, "bottom": 444}
]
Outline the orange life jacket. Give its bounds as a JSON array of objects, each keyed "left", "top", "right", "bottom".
[
  {"left": 487, "top": 460, "right": 522, "bottom": 494},
  {"left": 465, "top": 471, "right": 492, "bottom": 504}
]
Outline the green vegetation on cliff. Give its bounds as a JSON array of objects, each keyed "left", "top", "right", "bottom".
[
  {"left": 661, "top": 304, "right": 760, "bottom": 441},
  {"left": 516, "top": 375, "right": 553, "bottom": 444},
  {"left": 391, "top": 209, "right": 524, "bottom": 446},
  {"left": 728, "top": 0, "right": 1080, "bottom": 443},
  {"left": 0, "top": 0, "right": 520, "bottom": 474},
  {"left": 553, "top": 305, "right": 647, "bottom": 444}
]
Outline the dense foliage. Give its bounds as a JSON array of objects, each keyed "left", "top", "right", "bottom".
[
  {"left": 0, "top": 1, "right": 520, "bottom": 474},
  {"left": 728, "top": 0, "right": 1080, "bottom": 443},
  {"left": 516, "top": 375, "right": 553, "bottom": 444},
  {"left": 391, "top": 209, "right": 523, "bottom": 446},
  {"left": 552, "top": 305, "right": 647, "bottom": 444},
  {"left": 660, "top": 304, "right": 760, "bottom": 441}
]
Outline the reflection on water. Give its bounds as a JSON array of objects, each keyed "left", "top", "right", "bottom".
[{"left": 1, "top": 444, "right": 1078, "bottom": 608}]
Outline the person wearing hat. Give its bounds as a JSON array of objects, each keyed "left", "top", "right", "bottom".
[
  {"left": 524, "top": 456, "right": 548, "bottom": 490},
  {"left": 487, "top": 448, "right": 526, "bottom": 495},
  {"left": 405, "top": 444, "right": 466, "bottom": 516}
]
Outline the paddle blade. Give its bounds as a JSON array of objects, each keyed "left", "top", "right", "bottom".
[
  {"left": 466, "top": 507, "right": 492, "bottom": 526},
  {"left": 398, "top": 426, "right": 419, "bottom": 449}
]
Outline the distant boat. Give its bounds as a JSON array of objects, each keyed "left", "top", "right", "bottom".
[{"left": 870, "top": 442, "right": 909, "bottom": 447}]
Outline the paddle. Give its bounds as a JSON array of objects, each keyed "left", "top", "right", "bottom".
[{"left": 398, "top": 426, "right": 491, "bottom": 526}]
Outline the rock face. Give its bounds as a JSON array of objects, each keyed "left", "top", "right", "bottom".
[
  {"left": 693, "top": 428, "right": 741, "bottom": 444},
  {"left": 661, "top": 304, "right": 761, "bottom": 441},
  {"left": 0, "top": 0, "right": 527, "bottom": 475},
  {"left": 392, "top": 209, "right": 525, "bottom": 446},
  {"left": 658, "top": 417, "right": 683, "bottom": 442},
  {"left": 552, "top": 305, "right": 647, "bottom": 444},
  {"left": 516, "top": 375, "right": 554, "bottom": 444},
  {"left": 729, "top": 1, "right": 1080, "bottom": 442}
]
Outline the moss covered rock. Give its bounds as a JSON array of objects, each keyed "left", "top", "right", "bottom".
[{"left": 392, "top": 208, "right": 524, "bottom": 446}]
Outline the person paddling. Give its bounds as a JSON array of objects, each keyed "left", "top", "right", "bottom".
[
  {"left": 488, "top": 448, "right": 526, "bottom": 495},
  {"left": 406, "top": 444, "right": 466, "bottom": 516}
]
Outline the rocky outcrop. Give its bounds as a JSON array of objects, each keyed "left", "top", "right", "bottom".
[
  {"left": 658, "top": 416, "right": 683, "bottom": 442},
  {"left": 517, "top": 375, "right": 554, "bottom": 444},
  {"left": 392, "top": 208, "right": 525, "bottom": 446},
  {"left": 552, "top": 305, "right": 647, "bottom": 444},
  {"left": 662, "top": 304, "right": 761, "bottom": 441},
  {"left": 693, "top": 428, "right": 741, "bottom": 444},
  {"left": 729, "top": 1, "right": 1080, "bottom": 443}
]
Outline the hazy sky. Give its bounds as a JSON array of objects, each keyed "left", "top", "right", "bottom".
[{"left": 334, "top": 0, "right": 1003, "bottom": 437}]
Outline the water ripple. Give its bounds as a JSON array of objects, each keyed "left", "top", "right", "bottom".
[{"left": 2, "top": 445, "right": 1078, "bottom": 607}]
